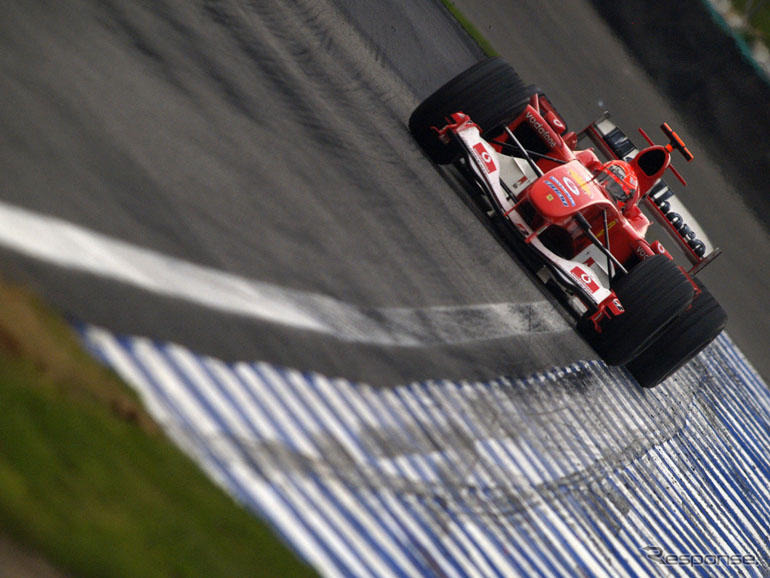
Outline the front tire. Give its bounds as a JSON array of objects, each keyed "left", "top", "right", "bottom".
[
  {"left": 624, "top": 280, "right": 727, "bottom": 388},
  {"left": 578, "top": 255, "right": 694, "bottom": 366},
  {"left": 408, "top": 57, "right": 536, "bottom": 164}
]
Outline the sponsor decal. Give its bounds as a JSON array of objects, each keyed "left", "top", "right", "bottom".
[
  {"left": 546, "top": 181, "right": 569, "bottom": 207},
  {"left": 652, "top": 196, "right": 707, "bottom": 258},
  {"left": 562, "top": 176, "right": 581, "bottom": 197},
  {"left": 547, "top": 177, "right": 575, "bottom": 207},
  {"left": 571, "top": 266, "right": 600, "bottom": 293},
  {"left": 546, "top": 194, "right": 554, "bottom": 202},
  {"left": 569, "top": 169, "right": 593, "bottom": 197},
  {"left": 526, "top": 110, "right": 558, "bottom": 149},
  {"left": 595, "top": 220, "right": 617, "bottom": 239},
  {"left": 472, "top": 142, "right": 497, "bottom": 173}
]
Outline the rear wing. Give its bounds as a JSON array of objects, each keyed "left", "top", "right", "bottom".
[{"left": 581, "top": 114, "right": 721, "bottom": 275}]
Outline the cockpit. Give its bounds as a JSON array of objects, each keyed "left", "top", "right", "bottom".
[{"left": 595, "top": 160, "right": 639, "bottom": 206}]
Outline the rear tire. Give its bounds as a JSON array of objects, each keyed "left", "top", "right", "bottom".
[
  {"left": 625, "top": 280, "right": 727, "bottom": 388},
  {"left": 578, "top": 255, "right": 694, "bottom": 366},
  {"left": 409, "top": 57, "right": 536, "bottom": 164}
]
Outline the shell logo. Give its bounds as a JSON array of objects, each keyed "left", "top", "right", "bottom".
[
  {"left": 562, "top": 176, "right": 581, "bottom": 197},
  {"left": 568, "top": 169, "right": 593, "bottom": 197}
]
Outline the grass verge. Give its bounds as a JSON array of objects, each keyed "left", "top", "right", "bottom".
[
  {"left": 438, "top": 0, "right": 497, "bottom": 56},
  {"left": 0, "top": 279, "right": 317, "bottom": 577},
  {"left": 731, "top": 0, "right": 770, "bottom": 45}
]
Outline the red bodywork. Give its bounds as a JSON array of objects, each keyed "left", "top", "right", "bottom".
[
  {"left": 487, "top": 95, "right": 662, "bottom": 271},
  {"left": 439, "top": 92, "right": 718, "bottom": 329},
  {"left": 525, "top": 161, "right": 650, "bottom": 265},
  {"left": 435, "top": 89, "right": 720, "bottom": 331}
]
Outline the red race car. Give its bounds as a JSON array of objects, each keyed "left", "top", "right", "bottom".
[{"left": 409, "top": 58, "right": 726, "bottom": 388}]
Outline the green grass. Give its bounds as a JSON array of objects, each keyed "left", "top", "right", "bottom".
[
  {"left": 442, "top": 0, "right": 770, "bottom": 66},
  {"left": 439, "top": 0, "right": 497, "bottom": 56},
  {"left": 0, "top": 281, "right": 317, "bottom": 577},
  {"left": 727, "top": 0, "right": 770, "bottom": 43}
]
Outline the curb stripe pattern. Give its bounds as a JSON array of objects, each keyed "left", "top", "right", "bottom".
[{"left": 80, "top": 325, "right": 770, "bottom": 577}]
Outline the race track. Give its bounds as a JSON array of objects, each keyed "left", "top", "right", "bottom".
[
  {"left": 1, "top": 0, "right": 594, "bottom": 386},
  {"left": 2, "top": 0, "right": 770, "bottom": 575},
  {"left": 2, "top": 0, "right": 768, "bottom": 383}
]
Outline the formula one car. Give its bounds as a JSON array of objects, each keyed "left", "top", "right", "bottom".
[{"left": 409, "top": 58, "right": 726, "bottom": 388}]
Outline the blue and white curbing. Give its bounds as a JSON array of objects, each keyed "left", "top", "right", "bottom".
[{"left": 80, "top": 325, "right": 770, "bottom": 577}]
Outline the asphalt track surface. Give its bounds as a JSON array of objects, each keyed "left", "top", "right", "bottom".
[
  {"left": 2, "top": 0, "right": 586, "bottom": 387},
  {"left": 2, "top": 0, "right": 768, "bottom": 386},
  {"left": 2, "top": 0, "right": 770, "bottom": 575}
]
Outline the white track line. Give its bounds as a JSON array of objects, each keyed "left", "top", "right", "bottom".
[{"left": 0, "top": 200, "right": 568, "bottom": 346}]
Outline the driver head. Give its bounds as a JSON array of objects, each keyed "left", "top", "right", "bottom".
[{"left": 595, "top": 160, "right": 639, "bottom": 209}]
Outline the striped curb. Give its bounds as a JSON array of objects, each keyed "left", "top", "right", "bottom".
[{"left": 80, "top": 326, "right": 770, "bottom": 577}]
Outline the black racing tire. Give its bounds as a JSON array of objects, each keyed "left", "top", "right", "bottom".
[
  {"left": 409, "top": 57, "right": 536, "bottom": 164},
  {"left": 578, "top": 255, "right": 694, "bottom": 366},
  {"left": 625, "top": 280, "right": 727, "bottom": 388}
]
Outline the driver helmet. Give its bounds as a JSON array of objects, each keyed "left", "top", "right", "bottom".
[{"left": 595, "top": 160, "right": 639, "bottom": 206}]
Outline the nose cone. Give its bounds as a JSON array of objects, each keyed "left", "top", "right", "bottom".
[{"left": 528, "top": 162, "right": 598, "bottom": 225}]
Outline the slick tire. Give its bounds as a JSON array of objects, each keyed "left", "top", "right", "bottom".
[
  {"left": 578, "top": 255, "right": 694, "bottom": 366},
  {"left": 409, "top": 57, "right": 536, "bottom": 164},
  {"left": 625, "top": 280, "right": 727, "bottom": 387}
]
